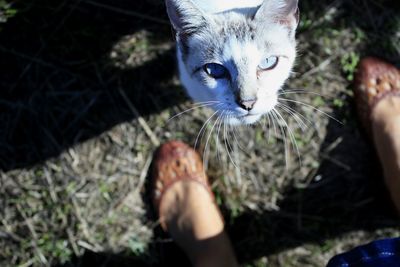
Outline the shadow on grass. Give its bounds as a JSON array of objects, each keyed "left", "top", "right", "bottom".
[
  {"left": 229, "top": 0, "right": 400, "bottom": 260},
  {"left": 230, "top": 118, "right": 398, "bottom": 263},
  {"left": 0, "top": 0, "right": 185, "bottom": 171},
  {"left": 2, "top": 0, "right": 399, "bottom": 266}
]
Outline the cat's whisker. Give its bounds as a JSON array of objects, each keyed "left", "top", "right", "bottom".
[
  {"left": 202, "top": 110, "right": 222, "bottom": 172},
  {"left": 194, "top": 110, "right": 220, "bottom": 150},
  {"left": 277, "top": 102, "right": 310, "bottom": 125},
  {"left": 259, "top": 114, "right": 267, "bottom": 143},
  {"left": 269, "top": 109, "right": 278, "bottom": 140},
  {"left": 215, "top": 110, "right": 226, "bottom": 162},
  {"left": 278, "top": 88, "right": 321, "bottom": 94},
  {"left": 223, "top": 117, "right": 241, "bottom": 170},
  {"left": 194, "top": 100, "right": 222, "bottom": 105},
  {"left": 278, "top": 97, "right": 342, "bottom": 124},
  {"left": 276, "top": 103, "right": 308, "bottom": 132},
  {"left": 278, "top": 102, "right": 316, "bottom": 130},
  {"left": 278, "top": 88, "right": 334, "bottom": 99},
  {"left": 263, "top": 112, "right": 271, "bottom": 144},
  {"left": 230, "top": 121, "right": 247, "bottom": 154},
  {"left": 167, "top": 102, "right": 221, "bottom": 122},
  {"left": 271, "top": 109, "right": 290, "bottom": 169},
  {"left": 196, "top": 111, "right": 217, "bottom": 170},
  {"left": 256, "top": 117, "right": 268, "bottom": 142},
  {"left": 265, "top": 113, "right": 273, "bottom": 145},
  {"left": 226, "top": 117, "right": 244, "bottom": 185},
  {"left": 260, "top": 114, "right": 268, "bottom": 141},
  {"left": 274, "top": 108, "right": 302, "bottom": 166},
  {"left": 228, "top": 112, "right": 248, "bottom": 154}
]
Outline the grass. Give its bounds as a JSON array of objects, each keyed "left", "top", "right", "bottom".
[{"left": 0, "top": 0, "right": 399, "bottom": 266}]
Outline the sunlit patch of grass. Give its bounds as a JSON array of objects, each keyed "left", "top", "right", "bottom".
[{"left": 110, "top": 30, "right": 173, "bottom": 69}]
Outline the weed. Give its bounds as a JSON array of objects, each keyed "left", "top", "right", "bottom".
[
  {"left": 341, "top": 52, "right": 360, "bottom": 81},
  {"left": 129, "top": 236, "right": 147, "bottom": 257},
  {"left": 0, "top": 0, "right": 17, "bottom": 24}
]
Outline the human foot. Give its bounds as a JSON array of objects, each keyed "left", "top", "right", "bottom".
[
  {"left": 354, "top": 57, "right": 400, "bottom": 212},
  {"left": 354, "top": 57, "right": 400, "bottom": 137},
  {"left": 152, "top": 141, "right": 239, "bottom": 267}
]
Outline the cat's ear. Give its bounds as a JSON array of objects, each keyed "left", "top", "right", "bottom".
[
  {"left": 165, "top": 0, "right": 207, "bottom": 35},
  {"left": 254, "top": 0, "right": 299, "bottom": 29}
]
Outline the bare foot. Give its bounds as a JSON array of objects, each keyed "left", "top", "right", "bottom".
[
  {"left": 354, "top": 57, "right": 400, "bottom": 212},
  {"left": 152, "top": 141, "right": 239, "bottom": 267},
  {"left": 372, "top": 96, "right": 400, "bottom": 212}
]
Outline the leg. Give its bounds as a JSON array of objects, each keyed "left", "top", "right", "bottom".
[
  {"left": 152, "top": 141, "right": 239, "bottom": 267},
  {"left": 161, "top": 182, "right": 239, "bottom": 267},
  {"left": 354, "top": 57, "right": 400, "bottom": 212},
  {"left": 372, "top": 96, "right": 400, "bottom": 211}
]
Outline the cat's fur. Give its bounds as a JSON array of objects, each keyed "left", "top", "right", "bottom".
[{"left": 166, "top": 0, "right": 299, "bottom": 125}]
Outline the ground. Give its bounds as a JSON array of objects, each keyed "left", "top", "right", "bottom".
[{"left": 0, "top": 0, "right": 399, "bottom": 266}]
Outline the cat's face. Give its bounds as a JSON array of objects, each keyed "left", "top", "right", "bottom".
[{"left": 166, "top": 0, "right": 299, "bottom": 125}]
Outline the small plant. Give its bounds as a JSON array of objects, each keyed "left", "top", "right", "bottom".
[
  {"left": 340, "top": 52, "right": 360, "bottom": 81},
  {"left": 129, "top": 236, "right": 147, "bottom": 257},
  {"left": 333, "top": 98, "right": 345, "bottom": 108},
  {"left": 0, "top": 0, "right": 17, "bottom": 24},
  {"left": 299, "top": 16, "right": 313, "bottom": 32},
  {"left": 312, "top": 96, "right": 325, "bottom": 107}
]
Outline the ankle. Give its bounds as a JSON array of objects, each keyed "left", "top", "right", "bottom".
[
  {"left": 372, "top": 116, "right": 400, "bottom": 167},
  {"left": 190, "top": 233, "right": 239, "bottom": 267},
  {"left": 371, "top": 97, "right": 400, "bottom": 211},
  {"left": 161, "top": 181, "right": 225, "bottom": 243}
]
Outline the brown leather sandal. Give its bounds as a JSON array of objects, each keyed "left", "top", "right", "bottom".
[
  {"left": 152, "top": 140, "right": 216, "bottom": 231},
  {"left": 353, "top": 57, "right": 400, "bottom": 138}
]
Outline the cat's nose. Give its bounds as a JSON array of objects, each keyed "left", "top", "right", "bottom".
[{"left": 236, "top": 98, "right": 257, "bottom": 111}]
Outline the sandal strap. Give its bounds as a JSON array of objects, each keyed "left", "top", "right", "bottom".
[{"left": 354, "top": 57, "right": 400, "bottom": 138}]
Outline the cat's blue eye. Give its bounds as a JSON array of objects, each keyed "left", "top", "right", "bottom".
[
  {"left": 203, "top": 63, "right": 229, "bottom": 79},
  {"left": 258, "top": 56, "right": 279, "bottom": 70}
]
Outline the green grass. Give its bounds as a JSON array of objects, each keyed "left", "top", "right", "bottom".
[
  {"left": 341, "top": 52, "right": 360, "bottom": 81},
  {"left": 0, "top": 0, "right": 17, "bottom": 24},
  {"left": 0, "top": 0, "right": 399, "bottom": 266}
]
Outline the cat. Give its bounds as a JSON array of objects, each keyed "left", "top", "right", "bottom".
[{"left": 165, "top": 0, "right": 299, "bottom": 125}]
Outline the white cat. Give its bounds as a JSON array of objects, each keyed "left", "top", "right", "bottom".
[{"left": 165, "top": 0, "right": 299, "bottom": 125}]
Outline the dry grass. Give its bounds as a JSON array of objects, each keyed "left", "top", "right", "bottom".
[{"left": 0, "top": 0, "right": 399, "bottom": 266}]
